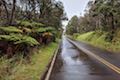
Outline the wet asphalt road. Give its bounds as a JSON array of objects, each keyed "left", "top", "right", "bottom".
[{"left": 49, "top": 36, "right": 120, "bottom": 80}]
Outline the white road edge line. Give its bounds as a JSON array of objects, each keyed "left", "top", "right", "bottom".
[{"left": 44, "top": 43, "right": 60, "bottom": 80}]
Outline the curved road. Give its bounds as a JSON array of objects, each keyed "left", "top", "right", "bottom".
[{"left": 49, "top": 36, "right": 120, "bottom": 80}]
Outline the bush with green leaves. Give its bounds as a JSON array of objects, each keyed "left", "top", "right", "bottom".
[
  {"left": 16, "top": 21, "right": 56, "bottom": 33},
  {"left": 32, "top": 22, "right": 45, "bottom": 27},
  {"left": 17, "top": 21, "right": 32, "bottom": 27},
  {"left": 17, "top": 21, "right": 45, "bottom": 28},
  {"left": 0, "top": 34, "right": 39, "bottom": 46},
  {"left": 33, "top": 27, "right": 54, "bottom": 33},
  {"left": 0, "top": 26, "right": 22, "bottom": 33}
]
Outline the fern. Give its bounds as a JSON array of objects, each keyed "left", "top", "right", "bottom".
[
  {"left": 18, "top": 21, "right": 44, "bottom": 28},
  {"left": 0, "top": 34, "right": 39, "bottom": 46},
  {"left": 34, "top": 27, "right": 55, "bottom": 33},
  {"left": 32, "top": 22, "right": 45, "bottom": 27},
  {"left": 0, "top": 26, "right": 22, "bottom": 33}
]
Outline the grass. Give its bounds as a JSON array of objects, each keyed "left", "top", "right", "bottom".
[
  {"left": 75, "top": 30, "right": 120, "bottom": 53},
  {"left": 0, "top": 42, "right": 58, "bottom": 80}
]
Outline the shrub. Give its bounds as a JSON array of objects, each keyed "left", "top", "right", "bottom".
[
  {"left": 0, "top": 26, "right": 22, "bottom": 33},
  {"left": 0, "top": 34, "right": 39, "bottom": 46}
]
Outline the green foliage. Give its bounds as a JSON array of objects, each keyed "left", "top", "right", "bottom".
[
  {"left": 76, "top": 31, "right": 110, "bottom": 50},
  {"left": 73, "top": 33, "right": 80, "bottom": 39},
  {"left": 34, "top": 27, "right": 55, "bottom": 33},
  {"left": 39, "top": 0, "right": 66, "bottom": 29},
  {"left": 14, "top": 34, "right": 39, "bottom": 46},
  {"left": 0, "top": 42, "right": 58, "bottom": 80},
  {"left": 66, "top": 16, "right": 79, "bottom": 35},
  {"left": 76, "top": 31, "right": 95, "bottom": 41},
  {"left": 0, "top": 22, "right": 56, "bottom": 47},
  {"left": 76, "top": 30, "right": 120, "bottom": 52},
  {"left": 67, "top": 0, "right": 120, "bottom": 35},
  {"left": 0, "top": 26, "right": 22, "bottom": 33},
  {"left": 34, "top": 28, "right": 48, "bottom": 33},
  {"left": 18, "top": 21, "right": 44, "bottom": 28},
  {"left": 32, "top": 22, "right": 45, "bottom": 27},
  {"left": 18, "top": 21, "right": 32, "bottom": 27},
  {"left": 17, "top": 21, "right": 56, "bottom": 33},
  {"left": 0, "top": 34, "right": 39, "bottom": 46}
]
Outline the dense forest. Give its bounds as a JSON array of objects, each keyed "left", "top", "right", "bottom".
[
  {"left": 0, "top": 0, "right": 67, "bottom": 57},
  {"left": 0, "top": 0, "right": 67, "bottom": 79},
  {"left": 66, "top": 0, "right": 120, "bottom": 52}
]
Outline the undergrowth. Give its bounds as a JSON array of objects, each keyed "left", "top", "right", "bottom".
[
  {"left": 75, "top": 30, "right": 120, "bottom": 53},
  {"left": 0, "top": 42, "right": 58, "bottom": 80}
]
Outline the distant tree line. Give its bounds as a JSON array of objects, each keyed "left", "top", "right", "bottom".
[{"left": 66, "top": 0, "right": 120, "bottom": 38}]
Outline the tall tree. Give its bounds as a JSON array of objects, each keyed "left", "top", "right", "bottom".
[
  {"left": 9, "top": 0, "right": 16, "bottom": 25},
  {"left": 1, "top": 0, "right": 9, "bottom": 24},
  {"left": 66, "top": 16, "right": 79, "bottom": 35}
]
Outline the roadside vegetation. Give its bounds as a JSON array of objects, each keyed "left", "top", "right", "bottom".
[
  {"left": 0, "top": 42, "right": 58, "bottom": 80},
  {"left": 66, "top": 0, "right": 120, "bottom": 53},
  {"left": 0, "top": 0, "right": 67, "bottom": 80},
  {"left": 74, "top": 30, "right": 120, "bottom": 52}
]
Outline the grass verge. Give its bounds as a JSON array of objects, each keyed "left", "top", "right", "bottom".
[
  {"left": 74, "top": 30, "right": 120, "bottom": 53},
  {"left": 0, "top": 42, "right": 58, "bottom": 80}
]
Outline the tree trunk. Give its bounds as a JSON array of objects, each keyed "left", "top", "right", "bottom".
[
  {"left": 109, "top": 13, "right": 115, "bottom": 41},
  {"left": 1, "top": 0, "right": 9, "bottom": 24},
  {"left": 9, "top": 0, "right": 16, "bottom": 25},
  {"left": 0, "top": 1, "right": 2, "bottom": 17},
  {"left": 111, "top": 13, "right": 115, "bottom": 30}
]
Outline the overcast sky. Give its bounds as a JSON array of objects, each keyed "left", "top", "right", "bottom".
[{"left": 57, "top": 0, "right": 90, "bottom": 26}]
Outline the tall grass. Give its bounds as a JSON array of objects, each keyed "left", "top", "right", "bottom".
[
  {"left": 0, "top": 42, "right": 58, "bottom": 80},
  {"left": 76, "top": 30, "right": 120, "bottom": 53}
]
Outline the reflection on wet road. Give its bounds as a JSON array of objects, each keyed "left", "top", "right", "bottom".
[{"left": 49, "top": 36, "right": 119, "bottom": 80}]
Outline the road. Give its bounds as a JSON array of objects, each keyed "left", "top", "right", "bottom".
[{"left": 49, "top": 36, "right": 120, "bottom": 80}]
